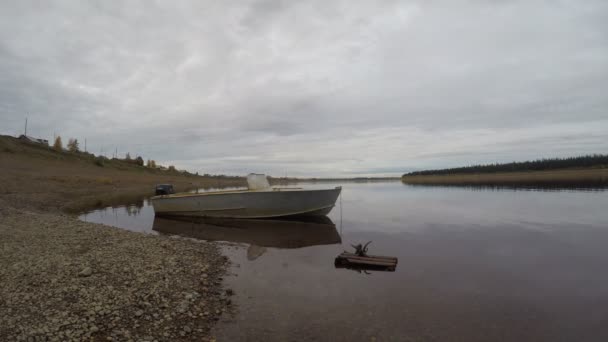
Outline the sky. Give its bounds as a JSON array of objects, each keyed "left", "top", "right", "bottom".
[{"left": 1, "top": 0, "right": 607, "bottom": 177}]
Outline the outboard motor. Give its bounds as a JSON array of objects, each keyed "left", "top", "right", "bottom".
[{"left": 155, "top": 184, "right": 175, "bottom": 196}]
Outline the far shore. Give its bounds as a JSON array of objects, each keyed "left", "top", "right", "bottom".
[
  {"left": 269, "top": 176, "right": 400, "bottom": 184},
  {"left": 401, "top": 168, "right": 608, "bottom": 187}
]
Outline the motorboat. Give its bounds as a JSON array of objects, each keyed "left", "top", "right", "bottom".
[{"left": 151, "top": 174, "right": 341, "bottom": 219}]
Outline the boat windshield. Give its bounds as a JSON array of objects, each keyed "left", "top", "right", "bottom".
[{"left": 247, "top": 173, "right": 270, "bottom": 190}]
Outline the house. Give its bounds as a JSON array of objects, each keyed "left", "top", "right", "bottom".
[{"left": 18, "top": 135, "right": 49, "bottom": 145}]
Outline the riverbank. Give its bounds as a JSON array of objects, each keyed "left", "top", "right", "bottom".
[
  {"left": 0, "top": 135, "right": 245, "bottom": 213},
  {"left": 0, "top": 137, "right": 243, "bottom": 341},
  {"left": 401, "top": 168, "right": 608, "bottom": 187},
  {"left": 0, "top": 207, "right": 231, "bottom": 341}
]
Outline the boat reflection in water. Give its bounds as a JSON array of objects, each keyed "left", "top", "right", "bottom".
[{"left": 152, "top": 215, "right": 341, "bottom": 260}]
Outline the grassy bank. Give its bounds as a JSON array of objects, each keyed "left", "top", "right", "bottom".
[
  {"left": 0, "top": 135, "right": 246, "bottom": 213},
  {"left": 401, "top": 168, "right": 608, "bottom": 187}
]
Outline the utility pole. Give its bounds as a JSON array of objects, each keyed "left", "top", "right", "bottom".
[
  {"left": 85, "top": 139, "right": 87, "bottom": 152},
  {"left": 24, "top": 117, "right": 28, "bottom": 136}
]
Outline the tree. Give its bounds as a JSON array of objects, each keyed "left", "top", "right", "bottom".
[
  {"left": 403, "top": 154, "right": 608, "bottom": 177},
  {"left": 53, "top": 136, "right": 63, "bottom": 151},
  {"left": 125, "top": 152, "right": 131, "bottom": 160},
  {"left": 135, "top": 156, "right": 144, "bottom": 166},
  {"left": 146, "top": 159, "right": 157, "bottom": 168},
  {"left": 168, "top": 165, "right": 176, "bottom": 172},
  {"left": 67, "top": 138, "right": 79, "bottom": 152}
]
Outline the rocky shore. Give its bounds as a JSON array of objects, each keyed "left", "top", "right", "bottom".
[
  {"left": 0, "top": 204, "right": 232, "bottom": 341},
  {"left": 0, "top": 138, "right": 244, "bottom": 341}
]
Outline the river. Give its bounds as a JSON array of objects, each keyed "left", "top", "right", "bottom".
[{"left": 80, "top": 181, "right": 608, "bottom": 342}]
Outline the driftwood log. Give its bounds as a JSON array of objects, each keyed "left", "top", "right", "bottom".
[{"left": 335, "top": 242, "right": 398, "bottom": 272}]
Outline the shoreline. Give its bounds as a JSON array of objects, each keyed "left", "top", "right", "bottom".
[
  {"left": 0, "top": 207, "right": 231, "bottom": 341},
  {"left": 0, "top": 139, "right": 243, "bottom": 341}
]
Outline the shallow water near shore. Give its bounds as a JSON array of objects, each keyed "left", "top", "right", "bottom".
[{"left": 80, "top": 182, "right": 608, "bottom": 341}]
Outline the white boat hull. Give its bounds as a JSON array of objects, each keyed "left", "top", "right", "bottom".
[{"left": 151, "top": 187, "right": 341, "bottom": 218}]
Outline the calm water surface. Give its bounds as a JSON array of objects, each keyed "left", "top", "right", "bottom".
[{"left": 80, "top": 182, "right": 608, "bottom": 342}]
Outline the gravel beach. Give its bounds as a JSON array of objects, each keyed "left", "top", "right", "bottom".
[
  {"left": 0, "top": 136, "right": 241, "bottom": 341},
  {"left": 0, "top": 204, "right": 231, "bottom": 341}
]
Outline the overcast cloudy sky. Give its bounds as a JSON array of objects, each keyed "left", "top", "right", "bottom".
[{"left": 1, "top": 1, "right": 607, "bottom": 177}]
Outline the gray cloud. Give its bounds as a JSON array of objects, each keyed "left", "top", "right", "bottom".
[{"left": 1, "top": 0, "right": 607, "bottom": 177}]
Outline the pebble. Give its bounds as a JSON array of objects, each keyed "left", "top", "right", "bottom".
[
  {"left": 78, "top": 267, "right": 93, "bottom": 277},
  {"left": 1, "top": 207, "right": 231, "bottom": 341}
]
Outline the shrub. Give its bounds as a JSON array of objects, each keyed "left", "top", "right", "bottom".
[{"left": 94, "top": 156, "right": 105, "bottom": 167}]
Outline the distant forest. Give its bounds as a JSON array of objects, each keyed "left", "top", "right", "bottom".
[{"left": 404, "top": 154, "right": 608, "bottom": 177}]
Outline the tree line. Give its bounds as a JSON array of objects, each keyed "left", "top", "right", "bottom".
[
  {"left": 403, "top": 154, "right": 608, "bottom": 177},
  {"left": 51, "top": 135, "right": 171, "bottom": 171}
]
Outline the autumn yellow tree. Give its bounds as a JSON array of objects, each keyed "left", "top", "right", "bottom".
[
  {"left": 53, "top": 136, "right": 62, "bottom": 151},
  {"left": 67, "top": 138, "right": 79, "bottom": 152}
]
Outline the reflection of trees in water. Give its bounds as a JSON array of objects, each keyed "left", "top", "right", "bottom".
[
  {"left": 125, "top": 199, "right": 144, "bottom": 216},
  {"left": 104, "top": 197, "right": 145, "bottom": 216},
  {"left": 405, "top": 182, "right": 608, "bottom": 192},
  {"left": 125, "top": 206, "right": 140, "bottom": 216}
]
